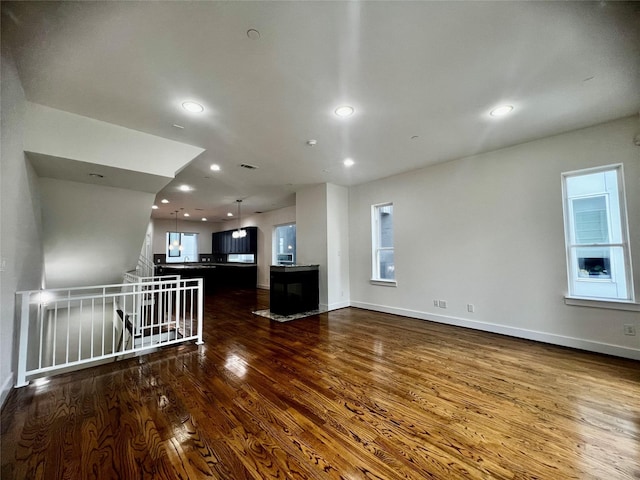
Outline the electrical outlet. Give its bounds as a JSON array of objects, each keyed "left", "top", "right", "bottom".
[
  {"left": 623, "top": 324, "right": 636, "bottom": 336},
  {"left": 467, "top": 304, "right": 475, "bottom": 313},
  {"left": 433, "top": 300, "right": 439, "bottom": 307},
  {"left": 438, "top": 300, "right": 447, "bottom": 308}
]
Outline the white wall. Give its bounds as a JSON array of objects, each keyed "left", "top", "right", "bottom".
[
  {"left": 326, "top": 184, "right": 350, "bottom": 310},
  {"left": 25, "top": 103, "right": 204, "bottom": 179},
  {"left": 349, "top": 116, "right": 640, "bottom": 359},
  {"left": 39, "top": 178, "right": 155, "bottom": 288},
  {"left": 0, "top": 45, "right": 45, "bottom": 405},
  {"left": 297, "top": 185, "right": 329, "bottom": 308}
]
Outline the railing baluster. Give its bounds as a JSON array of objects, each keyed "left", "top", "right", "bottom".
[
  {"left": 52, "top": 301, "right": 58, "bottom": 367},
  {"left": 66, "top": 292, "right": 71, "bottom": 365}
]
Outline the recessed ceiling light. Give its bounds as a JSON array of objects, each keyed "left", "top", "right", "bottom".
[
  {"left": 172, "top": 124, "right": 185, "bottom": 129},
  {"left": 334, "top": 105, "right": 354, "bottom": 117},
  {"left": 247, "top": 29, "right": 260, "bottom": 40},
  {"left": 161, "top": 199, "right": 169, "bottom": 204},
  {"left": 89, "top": 173, "right": 104, "bottom": 178},
  {"left": 201, "top": 218, "right": 207, "bottom": 222},
  {"left": 152, "top": 205, "right": 159, "bottom": 210},
  {"left": 489, "top": 105, "right": 514, "bottom": 117},
  {"left": 179, "top": 185, "right": 192, "bottom": 192},
  {"left": 183, "top": 213, "right": 190, "bottom": 217},
  {"left": 227, "top": 212, "right": 233, "bottom": 217},
  {"left": 343, "top": 158, "right": 355, "bottom": 167},
  {"left": 210, "top": 164, "right": 221, "bottom": 171},
  {"left": 307, "top": 139, "right": 317, "bottom": 146},
  {"left": 182, "top": 101, "right": 204, "bottom": 113}
]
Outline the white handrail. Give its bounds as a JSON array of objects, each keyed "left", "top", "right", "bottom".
[{"left": 15, "top": 277, "right": 204, "bottom": 387}]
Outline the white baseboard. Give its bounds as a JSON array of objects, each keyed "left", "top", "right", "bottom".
[
  {"left": 257, "top": 283, "right": 270, "bottom": 290},
  {"left": 327, "top": 301, "right": 350, "bottom": 311},
  {"left": 350, "top": 301, "right": 640, "bottom": 361},
  {"left": 0, "top": 372, "right": 14, "bottom": 410}
]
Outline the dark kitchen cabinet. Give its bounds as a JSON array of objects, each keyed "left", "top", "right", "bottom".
[{"left": 212, "top": 227, "right": 257, "bottom": 255}]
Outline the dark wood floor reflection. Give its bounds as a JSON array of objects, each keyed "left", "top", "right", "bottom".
[{"left": 2, "top": 289, "right": 639, "bottom": 479}]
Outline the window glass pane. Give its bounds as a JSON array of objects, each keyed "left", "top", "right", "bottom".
[
  {"left": 379, "top": 250, "right": 395, "bottom": 280},
  {"left": 379, "top": 206, "right": 394, "bottom": 248},
  {"left": 575, "top": 247, "right": 611, "bottom": 279},
  {"left": 274, "top": 224, "right": 296, "bottom": 265},
  {"left": 572, "top": 196, "right": 608, "bottom": 244}
]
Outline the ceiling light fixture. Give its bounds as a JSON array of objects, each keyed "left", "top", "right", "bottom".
[
  {"left": 179, "top": 185, "right": 192, "bottom": 192},
  {"left": 88, "top": 173, "right": 104, "bottom": 178},
  {"left": 227, "top": 212, "right": 233, "bottom": 217},
  {"left": 343, "top": 158, "right": 355, "bottom": 167},
  {"left": 201, "top": 218, "right": 207, "bottom": 222},
  {"left": 152, "top": 205, "right": 158, "bottom": 210},
  {"left": 168, "top": 210, "right": 183, "bottom": 252},
  {"left": 489, "top": 105, "right": 514, "bottom": 117},
  {"left": 182, "top": 101, "right": 204, "bottom": 113},
  {"left": 183, "top": 213, "right": 190, "bottom": 217},
  {"left": 210, "top": 164, "right": 221, "bottom": 171},
  {"left": 335, "top": 105, "right": 355, "bottom": 117},
  {"left": 232, "top": 200, "right": 247, "bottom": 239},
  {"left": 307, "top": 139, "right": 317, "bottom": 146},
  {"left": 161, "top": 199, "right": 169, "bottom": 204}
]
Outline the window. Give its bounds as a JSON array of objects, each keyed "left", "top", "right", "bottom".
[
  {"left": 165, "top": 232, "right": 198, "bottom": 263},
  {"left": 274, "top": 224, "right": 296, "bottom": 265},
  {"left": 372, "top": 203, "right": 395, "bottom": 282},
  {"left": 562, "top": 165, "right": 633, "bottom": 301}
]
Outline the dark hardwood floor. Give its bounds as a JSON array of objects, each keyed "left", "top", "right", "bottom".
[{"left": 2, "top": 288, "right": 639, "bottom": 479}]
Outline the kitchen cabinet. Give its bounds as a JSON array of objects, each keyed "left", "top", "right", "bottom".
[{"left": 212, "top": 227, "right": 257, "bottom": 255}]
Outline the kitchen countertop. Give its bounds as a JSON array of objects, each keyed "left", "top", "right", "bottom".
[{"left": 159, "top": 263, "right": 257, "bottom": 269}]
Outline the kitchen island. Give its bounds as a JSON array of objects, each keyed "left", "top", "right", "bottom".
[
  {"left": 270, "top": 264, "right": 319, "bottom": 315},
  {"left": 157, "top": 263, "right": 257, "bottom": 293}
]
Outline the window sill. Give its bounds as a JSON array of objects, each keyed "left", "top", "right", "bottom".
[
  {"left": 564, "top": 296, "right": 640, "bottom": 312},
  {"left": 370, "top": 279, "right": 397, "bottom": 287}
]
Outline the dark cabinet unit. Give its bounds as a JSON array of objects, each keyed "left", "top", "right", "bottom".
[
  {"left": 270, "top": 265, "right": 319, "bottom": 316},
  {"left": 158, "top": 263, "right": 257, "bottom": 293},
  {"left": 212, "top": 227, "right": 257, "bottom": 255}
]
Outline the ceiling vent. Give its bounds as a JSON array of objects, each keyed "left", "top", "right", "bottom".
[{"left": 239, "top": 163, "right": 259, "bottom": 170}]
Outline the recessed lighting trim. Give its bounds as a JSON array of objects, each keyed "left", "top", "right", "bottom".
[
  {"left": 161, "top": 199, "right": 169, "bottom": 204},
  {"left": 182, "top": 101, "right": 204, "bottom": 113},
  {"left": 335, "top": 105, "right": 354, "bottom": 117},
  {"left": 183, "top": 213, "right": 190, "bottom": 217},
  {"left": 210, "top": 164, "right": 221, "bottom": 171},
  {"left": 172, "top": 124, "right": 185, "bottom": 129},
  {"left": 152, "top": 205, "right": 159, "bottom": 210},
  {"left": 227, "top": 212, "right": 233, "bottom": 217},
  {"left": 489, "top": 105, "right": 514, "bottom": 117},
  {"left": 179, "top": 185, "right": 192, "bottom": 192},
  {"left": 343, "top": 158, "right": 355, "bottom": 167},
  {"left": 201, "top": 218, "right": 207, "bottom": 221},
  {"left": 89, "top": 173, "right": 104, "bottom": 178}
]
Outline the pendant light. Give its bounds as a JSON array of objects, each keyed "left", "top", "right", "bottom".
[
  {"left": 168, "top": 210, "right": 183, "bottom": 251},
  {"left": 232, "top": 199, "right": 247, "bottom": 239}
]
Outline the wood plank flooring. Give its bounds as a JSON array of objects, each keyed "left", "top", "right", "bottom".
[{"left": 2, "top": 288, "right": 639, "bottom": 479}]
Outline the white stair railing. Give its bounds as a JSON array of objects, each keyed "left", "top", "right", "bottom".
[{"left": 15, "top": 277, "right": 203, "bottom": 387}]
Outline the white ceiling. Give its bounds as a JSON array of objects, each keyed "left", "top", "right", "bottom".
[{"left": 3, "top": 1, "right": 639, "bottom": 221}]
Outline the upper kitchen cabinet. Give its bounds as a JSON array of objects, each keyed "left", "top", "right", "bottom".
[{"left": 213, "top": 227, "right": 257, "bottom": 255}]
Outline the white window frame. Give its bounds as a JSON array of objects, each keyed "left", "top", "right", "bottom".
[
  {"left": 561, "top": 164, "right": 635, "bottom": 305},
  {"left": 371, "top": 202, "right": 396, "bottom": 286}
]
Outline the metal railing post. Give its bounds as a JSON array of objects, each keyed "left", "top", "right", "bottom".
[
  {"left": 196, "top": 278, "right": 204, "bottom": 345},
  {"left": 16, "top": 292, "right": 32, "bottom": 387}
]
